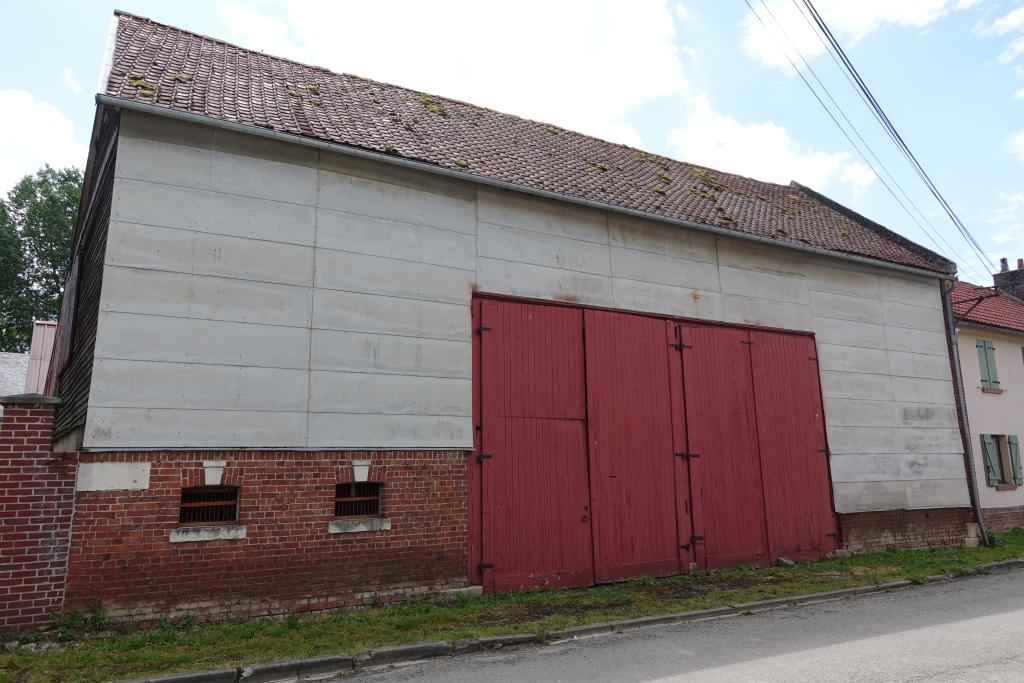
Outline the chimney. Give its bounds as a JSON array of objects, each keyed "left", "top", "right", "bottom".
[{"left": 993, "top": 256, "right": 1024, "bottom": 302}]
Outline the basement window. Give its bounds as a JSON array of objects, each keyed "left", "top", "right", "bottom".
[
  {"left": 335, "top": 482, "right": 382, "bottom": 517},
  {"left": 179, "top": 485, "right": 239, "bottom": 525}
]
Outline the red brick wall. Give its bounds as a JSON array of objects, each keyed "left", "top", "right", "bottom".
[
  {"left": 0, "top": 403, "right": 77, "bottom": 633},
  {"left": 65, "top": 451, "right": 469, "bottom": 623},
  {"left": 981, "top": 506, "right": 1024, "bottom": 533},
  {"left": 838, "top": 508, "right": 975, "bottom": 553}
]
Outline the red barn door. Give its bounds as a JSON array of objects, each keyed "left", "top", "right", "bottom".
[
  {"left": 584, "top": 310, "right": 691, "bottom": 582},
  {"left": 478, "top": 300, "right": 594, "bottom": 591},
  {"left": 750, "top": 330, "right": 839, "bottom": 561},
  {"left": 681, "top": 324, "right": 770, "bottom": 569}
]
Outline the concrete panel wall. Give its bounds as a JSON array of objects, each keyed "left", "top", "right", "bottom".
[{"left": 86, "top": 112, "right": 969, "bottom": 513}]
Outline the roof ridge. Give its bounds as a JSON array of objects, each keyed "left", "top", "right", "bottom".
[{"left": 113, "top": 10, "right": 337, "bottom": 75}]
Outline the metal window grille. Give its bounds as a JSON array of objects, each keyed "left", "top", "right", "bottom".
[
  {"left": 179, "top": 486, "right": 239, "bottom": 525},
  {"left": 335, "top": 482, "right": 381, "bottom": 517}
]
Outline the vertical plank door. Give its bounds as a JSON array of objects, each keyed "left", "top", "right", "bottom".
[
  {"left": 681, "top": 324, "right": 770, "bottom": 569},
  {"left": 750, "top": 331, "right": 839, "bottom": 561},
  {"left": 479, "top": 300, "right": 594, "bottom": 591},
  {"left": 584, "top": 310, "right": 686, "bottom": 582}
]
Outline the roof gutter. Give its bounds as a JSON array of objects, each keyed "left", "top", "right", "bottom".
[
  {"left": 952, "top": 318, "right": 1024, "bottom": 339},
  {"left": 97, "top": 94, "right": 954, "bottom": 282}
]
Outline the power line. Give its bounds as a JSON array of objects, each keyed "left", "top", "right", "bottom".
[
  {"left": 783, "top": 0, "right": 992, "bottom": 283},
  {"left": 750, "top": 0, "right": 985, "bottom": 281},
  {"left": 799, "top": 0, "right": 997, "bottom": 274},
  {"left": 742, "top": 0, "right": 989, "bottom": 282}
]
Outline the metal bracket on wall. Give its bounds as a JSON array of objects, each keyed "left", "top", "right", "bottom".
[
  {"left": 670, "top": 342, "right": 692, "bottom": 350},
  {"left": 477, "top": 563, "right": 494, "bottom": 572},
  {"left": 680, "top": 543, "right": 690, "bottom": 551},
  {"left": 740, "top": 340, "right": 754, "bottom": 345},
  {"left": 477, "top": 326, "right": 492, "bottom": 334},
  {"left": 477, "top": 453, "right": 493, "bottom": 464},
  {"left": 675, "top": 452, "right": 701, "bottom": 459},
  {"left": 691, "top": 535, "right": 705, "bottom": 543}
]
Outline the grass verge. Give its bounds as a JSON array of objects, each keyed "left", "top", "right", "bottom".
[{"left": 4, "top": 530, "right": 1024, "bottom": 683}]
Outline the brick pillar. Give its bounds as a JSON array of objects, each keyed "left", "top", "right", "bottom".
[{"left": 0, "top": 394, "right": 75, "bottom": 633}]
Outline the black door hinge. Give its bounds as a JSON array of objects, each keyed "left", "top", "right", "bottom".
[
  {"left": 675, "top": 452, "right": 701, "bottom": 459},
  {"left": 477, "top": 453, "right": 493, "bottom": 463},
  {"left": 809, "top": 356, "right": 819, "bottom": 362},
  {"left": 691, "top": 535, "right": 704, "bottom": 543},
  {"left": 826, "top": 532, "right": 838, "bottom": 538},
  {"left": 680, "top": 544, "right": 690, "bottom": 551},
  {"left": 740, "top": 340, "right": 754, "bottom": 345},
  {"left": 477, "top": 563, "right": 494, "bottom": 572},
  {"left": 670, "top": 342, "right": 692, "bottom": 350},
  {"left": 818, "top": 448, "right": 829, "bottom": 456},
  {"left": 477, "top": 326, "right": 492, "bottom": 335}
]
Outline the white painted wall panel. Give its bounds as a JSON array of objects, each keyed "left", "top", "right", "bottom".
[
  {"left": 479, "top": 222, "right": 611, "bottom": 275},
  {"left": 310, "top": 330, "right": 471, "bottom": 378},
  {"left": 610, "top": 247, "right": 719, "bottom": 291},
  {"left": 316, "top": 249, "right": 473, "bottom": 305},
  {"left": 318, "top": 169, "right": 476, "bottom": 234},
  {"left": 313, "top": 290, "right": 470, "bottom": 341},
  {"left": 90, "top": 359, "right": 308, "bottom": 411},
  {"left": 309, "top": 371, "right": 471, "bottom": 416},
  {"left": 477, "top": 257, "right": 613, "bottom": 307},
  {"left": 611, "top": 279, "right": 722, "bottom": 320},
  {"left": 94, "top": 311, "right": 310, "bottom": 369},
  {"left": 112, "top": 178, "right": 318, "bottom": 246},
  {"left": 307, "top": 413, "right": 472, "bottom": 449},
  {"left": 86, "top": 407, "right": 307, "bottom": 448},
  {"left": 317, "top": 208, "right": 475, "bottom": 269},
  {"left": 477, "top": 187, "right": 609, "bottom": 243},
  {"left": 608, "top": 214, "right": 717, "bottom": 263}
]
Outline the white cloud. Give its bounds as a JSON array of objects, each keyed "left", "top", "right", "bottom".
[
  {"left": 0, "top": 90, "right": 88, "bottom": 194},
  {"left": 1014, "top": 87, "right": 1024, "bottom": 99},
  {"left": 667, "top": 94, "right": 874, "bottom": 193},
  {"left": 62, "top": 67, "right": 81, "bottom": 94},
  {"left": 743, "top": 1, "right": 975, "bottom": 72},
  {"left": 999, "top": 35, "right": 1024, "bottom": 63},
  {"left": 1009, "top": 129, "right": 1024, "bottom": 162},
  {"left": 218, "top": 0, "right": 686, "bottom": 147},
  {"left": 674, "top": 3, "right": 690, "bottom": 21},
  {"left": 974, "top": 6, "right": 1024, "bottom": 36}
]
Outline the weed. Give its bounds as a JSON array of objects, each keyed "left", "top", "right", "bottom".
[{"left": 418, "top": 94, "right": 448, "bottom": 118}]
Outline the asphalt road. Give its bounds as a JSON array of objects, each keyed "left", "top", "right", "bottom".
[{"left": 346, "top": 569, "right": 1024, "bottom": 682}]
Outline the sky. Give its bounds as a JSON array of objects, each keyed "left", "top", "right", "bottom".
[{"left": 1, "top": 1, "right": 1022, "bottom": 285}]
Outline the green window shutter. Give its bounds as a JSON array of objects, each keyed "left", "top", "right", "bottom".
[
  {"left": 981, "top": 434, "right": 999, "bottom": 486},
  {"left": 978, "top": 340, "right": 993, "bottom": 388},
  {"left": 986, "top": 341, "right": 1000, "bottom": 388},
  {"left": 1010, "top": 435, "right": 1023, "bottom": 486}
]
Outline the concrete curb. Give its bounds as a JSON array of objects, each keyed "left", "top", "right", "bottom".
[{"left": 122, "top": 563, "right": 1024, "bottom": 682}]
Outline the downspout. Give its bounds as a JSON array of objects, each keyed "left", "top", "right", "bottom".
[{"left": 942, "top": 280, "right": 991, "bottom": 546}]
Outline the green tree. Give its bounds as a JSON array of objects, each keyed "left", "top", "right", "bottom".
[{"left": 0, "top": 165, "right": 82, "bottom": 352}]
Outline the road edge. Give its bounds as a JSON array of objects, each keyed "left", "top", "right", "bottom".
[{"left": 118, "top": 558, "right": 1024, "bottom": 682}]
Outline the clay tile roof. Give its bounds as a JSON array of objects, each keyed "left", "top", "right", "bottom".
[
  {"left": 952, "top": 281, "right": 1024, "bottom": 335},
  {"left": 102, "top": 11, "right": 955, "bottom": 275}
]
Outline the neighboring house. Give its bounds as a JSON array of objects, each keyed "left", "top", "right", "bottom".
[
  {"left": 0, "top": 352, "right": 29, "bottom": 417},
  {"left": 952, "top": 261, "right": 1024, "bottom": 532},
  {"left": 0, "top": 12, "right": 979, "bottom": 631},
  {"left": 25, "top": 321, "right": 56, "bottom": 394}
]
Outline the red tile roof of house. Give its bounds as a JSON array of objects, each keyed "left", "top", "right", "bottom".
[
  {"left": 102, "top": 11, "right": 954, "bottom": 275},
  {"left": 952, "top": 281, "right": 1024, "bottom": 335}
]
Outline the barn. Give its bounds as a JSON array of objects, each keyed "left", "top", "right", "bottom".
[{"left": 0, "top": 12, "right": 979, "bottom": 631}]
